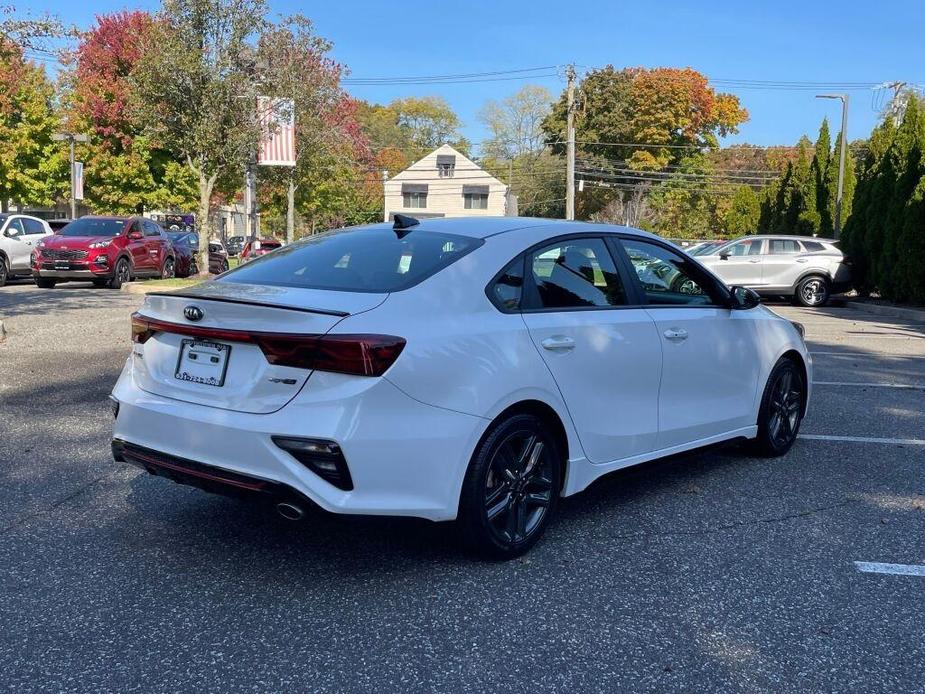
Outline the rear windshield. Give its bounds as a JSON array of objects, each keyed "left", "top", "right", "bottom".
[
  {"left": 58, "top": 218, "right": 126, "bottom": 237},
  {"left": 220, "top": 227, "right": 482, "bottom": 293}
]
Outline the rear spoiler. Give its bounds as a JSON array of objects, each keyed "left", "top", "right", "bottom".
[{"left": 146, "top": 291, "right": 349, "bottom": 317}]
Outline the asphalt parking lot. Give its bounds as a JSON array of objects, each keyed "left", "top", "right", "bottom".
[{"left": 1, "top": 279, "right": 924, "bottom": 693}]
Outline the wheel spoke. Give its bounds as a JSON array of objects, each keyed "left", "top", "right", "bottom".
[
  {"left": 514, "top": 497, "right": 528, "bottom": 539},
  {"left": 524, "top": 492, "right": 550, "bottom": 508},
  {"left": 505, "top": 497, "right": 521, "bottom": 540},
  {"left": 486, "top": 493, "right": 512, "bottom": 522},
  {"left": 522, "top": 440, "right": 544, "bottom": 477},
  {"left": 517, "top": 435, "right": 537, "bottom": 470}
]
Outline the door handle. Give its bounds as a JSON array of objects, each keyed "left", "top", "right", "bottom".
[
  {"left": 796, "top": 258, "right": 808, "bottom": 263},
  {"left": 541, "top": 335, "right": 576, "bottom": 351},
  {"left": 663, "top": 328, "right": 689, "bottom": 342},
  {"left": 748, "top": 259, "right": 761, "bottom": 263}
]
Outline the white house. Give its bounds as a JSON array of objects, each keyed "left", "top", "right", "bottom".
[{"left": 383, "top": 144, "right": 517, "bottom": 221}]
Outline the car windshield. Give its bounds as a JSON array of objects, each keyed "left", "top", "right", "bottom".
[
  {"left": 58, "top": 218, "right": 126, "bottom": 237},
  {"left": 221, "top": 227, "right": 482, "bottom": 293},
  {"left": 689, "top": 242, "right": 721, "bottom": 256}
]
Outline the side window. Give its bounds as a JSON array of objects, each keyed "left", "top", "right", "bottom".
[
  {"left": 725, "top": 238, "right": 763, "bottom": 256},
  {"left": 802, "top": 240, "right": 824, "bottom": 252},
  {"left": 22, "top": 218, "right": 46, "bottom": 235},
  {"left": 621, "top": 238, "right": 723, "bottom": 306},
  {"left": 526, "top": 238, "right": 626, "bottom": 309},
  {"left": 143, "top": 221, "right": 162, "bottom": 237},
  {"left": 488, "top": 257, "right": 524, "bottom": 311},
  {"left": 768, "top": 239, "right": 802, "bottom": 255}
]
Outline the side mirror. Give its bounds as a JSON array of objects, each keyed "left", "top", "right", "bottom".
[
  {"left": 729, "top": 285, "right": 761, "bottom": 310},
  {"left": 719, "top": 252, "right": 730, "bottom": 260},
  {"left": 128, "top": 230, "right": 143, "bottom": 240}
]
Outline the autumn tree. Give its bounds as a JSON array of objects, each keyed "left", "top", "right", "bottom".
[
  {"left": 0, "top": 37, "right": 64, "bottom": 209},
  {"left": 66, "top": 11, "right": 196, "bottom": 214},
  {"left": 132, "top": 0, "right": 266, "bottom": 271}
]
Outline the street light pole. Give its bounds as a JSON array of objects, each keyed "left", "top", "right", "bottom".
[
  {"left": 51, "top": 132, "right": 90, "bottom": 219},
  {"left": 565, "top": 64, "right": 576, "bottom": 221},
  {"left": 815, "top": 94, "right": 849, "bottom": 239}
]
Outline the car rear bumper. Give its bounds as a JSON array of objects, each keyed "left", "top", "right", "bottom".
[{"left": 110, "top": 361, "right": 485, "bottom": 521}]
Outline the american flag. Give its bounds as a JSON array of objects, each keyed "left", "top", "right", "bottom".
[{"left": 257, "top": 97, "right": 296, "bottom": 166}]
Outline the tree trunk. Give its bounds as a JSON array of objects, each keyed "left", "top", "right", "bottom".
[
  {"left": 286, "top": 175, "right": 296, "bottom": 245},
  {"left": 196, "top": 170, "right": 216, "bottom": 276}
]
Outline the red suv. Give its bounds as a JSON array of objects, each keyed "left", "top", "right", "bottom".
[
  {"left": 32, "top": 216, "right": 175, "bottom": 289},
  {"left": 240, "top": 238, "right": 282, "bottom": 263}
]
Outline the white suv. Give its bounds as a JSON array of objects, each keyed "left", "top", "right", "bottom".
[
  {"left": 0, "top": 214, "right": 53, "bottom": 287},
  {"left": 696, "top": 235, "right": 851, "bottom": 307}
]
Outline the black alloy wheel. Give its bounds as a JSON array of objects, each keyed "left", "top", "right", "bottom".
[
  {"left": 752, "top": 358, "right": 805, "bottom": 456},
  {"left": 459, "top": 414, "right": 561, "bottom": 559},
  {"left": 161, "top": 257, "right": 175, "bottom": 279},
  {"left": 109, "top": 258, "right": 131, "bottom": 289}
]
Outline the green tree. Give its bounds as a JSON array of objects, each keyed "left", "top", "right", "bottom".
[
  {"left": 812, "top": 118, "right": 832, "bottom": 234},
  {"left": 132, "top": 0, "right": 267, "bottom": 271},
  {"left": 724, "top": 185, "right": 760, "bottom": 235},
  {"left": 0, "top": 38, "right": 65, "bottom": 209},
  {"left": 823, "top": 131, "right": 856, "bottom": 237}
]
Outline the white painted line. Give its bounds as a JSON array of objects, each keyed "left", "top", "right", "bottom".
[
  {"left": 855, "top": 561, "right": 925, "bottom": 577},
  {"left": 799, "top": 434, "right": 925, "bottom": 445},
  {"left": 811, "top": 351, "right": 925, "bottom": 359},
  {"left": 813, "top": 381, "right": 925, "bottom": 390}
]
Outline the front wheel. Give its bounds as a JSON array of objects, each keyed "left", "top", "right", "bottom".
[
  {"left": 794, "top": 275, "right": 830, "bottom": 307},
  {"left": 457, "top": 414, "right": 561, "bottom": 559},
  {"left": 0, "top": 259, "right": 8, "bottom": 287},
  {"left": 750, "top": 358, "right": 806, "bottom": 457},
  {"left": 108, "top": 258, "right": 131, "bottom": 289}
]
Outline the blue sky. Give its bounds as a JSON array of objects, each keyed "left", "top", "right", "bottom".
[{"left": 21, "top": 0, "right": 925, "bottom": 152}]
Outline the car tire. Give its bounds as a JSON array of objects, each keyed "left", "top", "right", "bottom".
[
  {"left": 108, "top": 258, "right": 131, "bottom": 289},
  {"left": 0, "top": 258, "right": 8, "bottom": 287},
  {"left": 457, "top": 413, "right": 562, "bottom": 559},
  {"left": 35, "top": 277, "right": 56, "bottom": 289},
  {"left": 161, "top": 257, "right": 175, "bottom": 279},
  {"left": 220, "top": 260, "right": 229, "bottom": 274},
  {"left": 92, "top": 279, "right": 108, "bottom": 288},
  {"left": 750, "top": 357, "right": 805, "bottom": 457},
  {"left": 794, "top": 275, "right": 830, "bottom": 307}
]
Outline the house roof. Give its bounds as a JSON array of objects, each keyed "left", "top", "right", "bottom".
[{"left": 387, "top": 144, "right": 506, "bottom": 188}]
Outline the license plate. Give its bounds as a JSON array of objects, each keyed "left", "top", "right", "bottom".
[
  {"left": 175, "top": 339, "right": 231, "bottom": 387},
  {"left": 54, "top": 261, "right": 70, "bottom": 270}
]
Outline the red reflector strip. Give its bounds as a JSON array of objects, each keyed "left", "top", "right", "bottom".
[{"left": 130, "top": 313, "right": 405, "bottom": 376}]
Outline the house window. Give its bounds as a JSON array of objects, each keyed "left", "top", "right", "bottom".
[
  {"left": 464, "top": 193, "right": 488, "bottom": 210},
  {"left": 463, "top": 185, "right": 489, "bottom": 210},
  {"left": 403, "top": 192, "right": 427, "bottom": 208},
  {"left": 401, "top": 183, "right": 428, "bottom": 209},
  {"left": 436, "top": 154, "right": 455, "bottom": 178}
]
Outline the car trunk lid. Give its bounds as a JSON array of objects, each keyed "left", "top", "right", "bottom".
[{"left": 131, "top": 281, "right": 387, "bottom": 414}]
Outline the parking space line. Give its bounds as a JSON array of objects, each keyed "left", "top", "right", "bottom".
[
  {"left": 811, "top": 351, "right": 925, "bottom": 359},
  {"left": 800, "top": 434, "right": 925, "bottom": 445},
  {"left": 813, "top": 381, "right": 925, "bottom": 390},
  {"left": 855, "top": 562, "right": 925, "bottom": 577}
]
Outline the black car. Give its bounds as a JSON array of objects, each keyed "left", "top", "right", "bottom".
[{"left": 225, "top": 235, "right": 245, "bottom": 257}]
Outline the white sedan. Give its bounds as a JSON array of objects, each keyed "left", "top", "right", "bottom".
[{"left": 111, "top": 216, "right": 811, "bottom": 558}]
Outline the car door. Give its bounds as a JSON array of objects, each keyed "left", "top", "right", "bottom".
[
  {"left": 699, "top": 238, "right": 765, "bottom": 287},
  {"left": 617, "top": 237, "right": 763, "bottom": 450},
  {"left": 142, "top": 221, "right": 168, "bottom": 273},
  {"left": 126, "top": 220, "right": 152, "bottom": 271},
  {"left": 3, "top": 217, "right": 32, "bottom": 271},
  {"left": 761, "top": 238, "right": 804, "bottom": 290},
  {"left": 519, "top": 236, "right": 662, "bottom": 464}
]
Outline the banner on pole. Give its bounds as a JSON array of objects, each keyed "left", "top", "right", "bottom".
[
  {"left": 74, "top": 161, "right": 84, "bottom": 200},
  {"left": 257, "top": 97, "right": 296, "bottom": 166}
]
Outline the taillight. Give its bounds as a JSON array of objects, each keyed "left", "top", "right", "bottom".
[{"left": 130, "top": 314, "right": 405, "bottom": 376}]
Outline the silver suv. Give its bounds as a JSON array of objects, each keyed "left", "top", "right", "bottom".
[
  {"left": 0, "top": 214, "right": 53, "bottom": 287},
  {"left": 695, "top": 235, "right": 851, "bottom": 307}
]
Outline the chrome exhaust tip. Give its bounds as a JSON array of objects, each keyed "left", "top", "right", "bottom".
[{"left": 276, "top": 502, "right": 305, "bottom": 521}]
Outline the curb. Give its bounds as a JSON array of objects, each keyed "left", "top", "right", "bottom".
[
  {"left": 120, "top": 282, "right": 156, "bottom": 295},
  {"left": 844, "top": 300, "right": 925, "bottom": 324}
]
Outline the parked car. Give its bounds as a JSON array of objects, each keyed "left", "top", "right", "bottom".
[
  {"left": 167, "top": 232, "right": 231, "bottom": 276},
  {"left": 47, "top": 219, "right": 73, "bottom": 232},
  {"left": 225, "top": 236, "right": 245, "bottom": 257},
  {"left": 112, "top": 217, "right": 811, "bottom": 559},
  {"left": 0, "top": 213, "right": 53, "bottom": 286},
  {"left": 32, "top": 216, "right": 175, "bottom": 289},
  {"left": 240, "top": 237, "right": 282, "bottom": 262},
  {"left": 695, "top": 235, "right": 851, "bottom": 307}
]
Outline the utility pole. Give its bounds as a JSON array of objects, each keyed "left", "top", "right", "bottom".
[
  {"left": 565, "top": 64, "right": 576, "bottom": 221},
  {"left": 244, "top": 158, "right": 258, "bottom": 243},
  {"left": 51, "top": 132, "right": 89, "bottom": 219},
  {"left": 382, "top": 170, "right": 389, "bottom": 222},
  {"left": 816, "top": 93, "right": 849, "bottom": 239},
  {"left": 881, "top": 81, "right": 908, "bottom": 125}
]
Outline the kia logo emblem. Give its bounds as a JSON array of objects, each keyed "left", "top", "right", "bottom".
[{"left": 183, "top": 305, "right": 204, "bottom": 322}]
